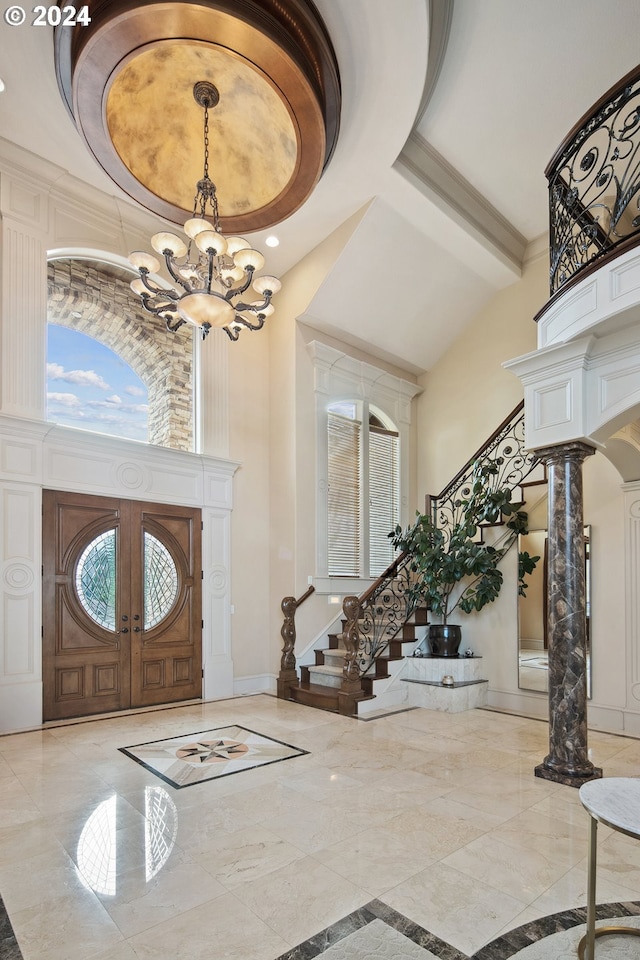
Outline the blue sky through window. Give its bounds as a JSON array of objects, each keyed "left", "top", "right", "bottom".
[{"left": 47, "top": 325, "right": 149, "bottom": 442}]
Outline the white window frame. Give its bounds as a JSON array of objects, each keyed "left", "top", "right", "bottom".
[
  {"left": 327, "top": 401, "right": 400, "bottom": 579},
  {"left": 307, "top": 341, "right": 421, "bottom": 594}
]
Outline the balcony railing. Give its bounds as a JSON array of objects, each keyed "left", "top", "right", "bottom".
[{"left": 547, "top": 64, "right": 640, "bottom": 296}]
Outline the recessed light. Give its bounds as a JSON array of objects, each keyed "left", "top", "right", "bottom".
[
  {"left": 0, "top": 78, "right": 5, "bottom": 94},
  {"left": 265, "top": 235, "right": 279, "bottom": 247}
]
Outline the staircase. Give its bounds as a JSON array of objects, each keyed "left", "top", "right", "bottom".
[
  {"left": 291, "top": 604, "right": 429, "bottom": 714},
  {"left": 277, "top": 401, "right": 544, "bottom": 716}
]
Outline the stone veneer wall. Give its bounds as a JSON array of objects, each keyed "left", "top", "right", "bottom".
[{"left": 47, "top": 259, "right": 193, "bottom": 450}]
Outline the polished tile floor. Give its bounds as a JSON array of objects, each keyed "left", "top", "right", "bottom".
[{"left": 1, "top": 695, "right": 640, "bottom": 960}]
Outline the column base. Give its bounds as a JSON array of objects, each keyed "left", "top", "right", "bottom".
[
  {"left": 534, "top": 763, "right": 603, "bottom": 788},
  {"left": 578, "top": 926, "right": 640, "bottom": 960}
]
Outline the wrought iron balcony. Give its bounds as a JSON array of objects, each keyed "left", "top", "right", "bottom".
[{"left": 547, "top": 64, "right": 640, "bottom": 296}]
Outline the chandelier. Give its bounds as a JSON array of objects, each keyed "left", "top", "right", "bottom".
[{"left": 128, "top": 81, "right": 281, "bottom": 341}]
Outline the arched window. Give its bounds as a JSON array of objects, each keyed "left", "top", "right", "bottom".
[
  {"left": 47, "top": 325, "right": 149, "bottom": 442},
  {"left": 327, "top": 401, "right": 400, "bottom": 577},
  {"left": 47, "top": 258, "right": 193, "bottom": 450},
  {"left": 309, "top": 341, "right": 420, "bottom": 591}
]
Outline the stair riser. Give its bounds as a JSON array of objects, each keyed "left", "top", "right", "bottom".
[
  {"left": 307, "top": 670, "right": 342, "bottom": 689},
  {"left": 323, "top": 652, "right": 347, "bottom": 668}
]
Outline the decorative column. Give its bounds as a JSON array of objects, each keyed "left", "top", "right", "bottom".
[
  {"left": 535, "top": 441, "right": 602, "bottom": 787},
  {"left": 195, "top": 327, "right": 229, "bottom": 457}
]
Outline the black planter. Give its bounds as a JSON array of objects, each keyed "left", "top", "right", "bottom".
[{"left": 428, "top": 624, "right": 462, "bottom": 657}]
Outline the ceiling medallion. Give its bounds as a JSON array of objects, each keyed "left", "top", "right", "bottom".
[{"left": 54, "top": 0, "right": 341, "bottom": 232}]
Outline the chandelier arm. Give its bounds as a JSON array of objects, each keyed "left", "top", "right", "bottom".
[
  {"left": 139, "top": 296, "right": 179, "bottom": 317},
  {"left": 225, "top": 266, "right": 255, "bottom": 300},
  {"left": 235, "top": 296, "right": 270, "bottom": 313},
  {"left": 207, "top": 252, "right": 215, "bottom": 294},
  {"left": 138, "top": 270, "right": 169, "bottom": 296},
  {"left": 165, "top": 317, "right": 187, "bottom": 333},
  {"left": 234, "top": 313, "right": 266, "bottom": 331},
  {"left": 223, "top": 325, "right": 240, "bottom": 341},
  {"left": 163, "top": 253, "right": 193, "bottom": 292}
]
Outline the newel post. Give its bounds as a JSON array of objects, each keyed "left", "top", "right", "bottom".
[
  {"left": 277, "top": 596, "right": 299, "bottom": 699},
  {"left": 277, "top": 585, "right": 315, "bottom": 700},
  {"left": 338, "top": 595, "right": 363, "bottom": 716}
]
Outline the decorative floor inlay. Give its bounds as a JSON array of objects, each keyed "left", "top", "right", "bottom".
[
  {"left": 275, "top": 901, "right": 640, "bottom": 960},
  {"left": 119, "top": 724, "right": 308, "bottom": 788},
  {"left": 0, "top": 894, "right": 23, "bottom": 960}
]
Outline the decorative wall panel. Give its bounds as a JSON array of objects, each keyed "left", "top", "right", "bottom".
[
  {"left": 3, "top": 596, "right": 35, "bottom": 676},
  {"left": 0, "top": 436, "right": 41, "bottom": 480},
  {"left": 611, "top": 256, "right": 640, "bottom": 302},
  {"left": 534, "top": 380, "right": 572, "bottom": 429},
  {"left": 201, "top": 507, "right": 233, "bottom": 699},
  {"left": 538, "top": 247, "right": 640, "bottom": 350},
  {"left": 1, "top": 484, "right": 40, "bottom": 682}
]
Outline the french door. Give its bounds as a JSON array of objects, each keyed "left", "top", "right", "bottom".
[{"left": 43, "top": 490, "right": 202, "bottom": 721}]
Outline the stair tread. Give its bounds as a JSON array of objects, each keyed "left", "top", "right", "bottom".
[{"left": 309, "top": 664, "right": 343, "bottom": 675}]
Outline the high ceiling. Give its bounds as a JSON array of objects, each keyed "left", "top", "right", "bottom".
[{"left": 1, "top": 0, "right": 639, "bottom": 374}]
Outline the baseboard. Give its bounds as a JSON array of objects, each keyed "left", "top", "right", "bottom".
[
  {"left": 0, "top": 680, "right": 43, "bottom": 734},
  {"left": 487, "top": 687, "right": 548, "bottom": 720},
  {"left": 233, "top": 673, "right": 276, "bottom": 696}
]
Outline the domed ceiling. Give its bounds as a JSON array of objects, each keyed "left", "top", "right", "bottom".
[{"left": 54, "top": 0, "right": 341, "bottom": 232}]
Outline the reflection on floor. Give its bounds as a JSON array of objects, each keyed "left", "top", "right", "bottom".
[{"left": 1, "top": 695, "right": 640, "bottom": 960}]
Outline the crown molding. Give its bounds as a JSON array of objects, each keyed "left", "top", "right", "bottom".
[{"left": 395, "top": 132, "right": 527, "bottom": 272}]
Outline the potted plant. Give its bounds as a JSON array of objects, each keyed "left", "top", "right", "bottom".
[{"left": 390, "top": 461, "right": 539, "bottom": 657}]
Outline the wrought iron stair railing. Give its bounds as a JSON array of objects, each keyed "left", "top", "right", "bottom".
[
  {"left": 546, "top": 63, "right": 640, "bottom": 298},
  {"left": 339, "top": 401, "right": 540, "bottom": 697},
  {"left": 428, "top": 400, "right": 538, "bottom": 540}
]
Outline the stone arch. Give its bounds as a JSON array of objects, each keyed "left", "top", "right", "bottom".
[{"left": 47, "top": 258, "right": 193, "bottom": 450}]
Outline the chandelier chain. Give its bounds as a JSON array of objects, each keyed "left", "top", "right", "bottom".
[{"left": 203, "top": 104, "right": 210, "bottom": 181}]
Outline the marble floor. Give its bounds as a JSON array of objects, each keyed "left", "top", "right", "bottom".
[{"left": 1, "top": 695, "right": 640, "bottom": 960}]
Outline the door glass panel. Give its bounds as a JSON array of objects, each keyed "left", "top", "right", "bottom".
[
  {"left": 144, "top": 533, "right": 178, "bottom": 629},
  {"left": 76, "top": 529, "right": 117, "bottom": 631}
]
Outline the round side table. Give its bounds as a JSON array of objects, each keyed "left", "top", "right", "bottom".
[{"left": 578, "top": 777, "right": 640, "bottom": 960}]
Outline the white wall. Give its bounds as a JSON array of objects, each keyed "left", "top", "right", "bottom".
[
  {"left": 414, "top": 242, "right": 640, "bottom": 733},
  {"left": 417, "top": 249, "right": 546, "bottom": 497}
]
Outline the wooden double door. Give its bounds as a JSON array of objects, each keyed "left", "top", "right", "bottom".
[{"left": 43, "top": 490, "right": 202, "bottom": 721}]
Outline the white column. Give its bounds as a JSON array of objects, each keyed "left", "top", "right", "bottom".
[
  {"left": 0, "top": 416, "right": 45, "bottom": 731},
  {"left": 0, "top": 219, "right": 47, "bottom": 419},
  {"left": 196, "top": 327, "right": 230, "bottom": 457},
  {"left": 624, "top": 481, "right": 640, "bottom": 716}
]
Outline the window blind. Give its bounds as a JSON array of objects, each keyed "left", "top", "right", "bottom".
[
  {"left": 327, "top": 412, "right": 361, "bottom": 576},
  {"left": 369, "top": 427, "right": 400, "bottom": 576}
]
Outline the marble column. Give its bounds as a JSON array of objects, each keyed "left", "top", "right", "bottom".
[{"left": 535, "top": 441, "right": 602, "bottom": 787}]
